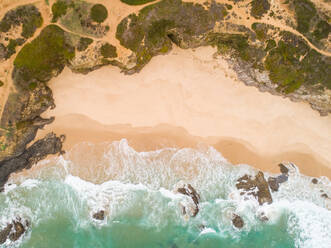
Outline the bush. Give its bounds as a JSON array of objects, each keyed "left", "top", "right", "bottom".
[
  {"left": 250, "top": 0, "right": 270, "bottom": 19},
  {"left": 90, "top": 4, "right": 108, "bottom": 23},
  {"left": 0, "top": 80, "right": 4, "bottom": 87},
  {"left": 77, "top": 37, "right": 93, "bottom": 51},
  {"left": 100, "top": 43, "right": 117, "bottom": 58},
  {"left": 120, "top": 0, "right": 156, "bottom": 6},
  {"left": 14, "top": 25, "right": 75, "bottom": 89},
  {"left": 52, "top": 1, "right": 68, "bottom": 22}
]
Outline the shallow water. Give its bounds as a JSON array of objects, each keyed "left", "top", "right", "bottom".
[{"left": 1, "top": 140, "right": 330, "bottom": 248}]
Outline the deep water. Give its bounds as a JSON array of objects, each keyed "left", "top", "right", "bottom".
[{"left": 0, "top": 140, "right": 330, "bottom": 248}]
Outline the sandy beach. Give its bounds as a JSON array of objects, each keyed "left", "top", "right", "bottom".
[{"left": 33, "top": 46, "right": 331, "bottom": 178}]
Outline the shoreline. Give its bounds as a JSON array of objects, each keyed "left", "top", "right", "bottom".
[{"left": 23, "top": 46, "right": 331, "bottom": 180}]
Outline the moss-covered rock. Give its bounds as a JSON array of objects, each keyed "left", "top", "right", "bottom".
[
  {"left": 13, "top": 25, "right": 75, "bottom": 90},
  {"left": 90, "top": 4, "right": 108, "bottom": 23}
]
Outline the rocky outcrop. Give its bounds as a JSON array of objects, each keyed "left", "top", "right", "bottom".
[
  {"left": 0, "top": 218, "right": 29, "bottom": 244},
  {"left": 0, "top": 133, "right": 65, "bottom": 191},
  {"left": 177, "top": 184, "right": 200, "bottom": 217},
  {"left": 92, "top": 210, "right": 105, "bottom": 220},
  {"left": 232, "top": 214, "right": 244, "bottom": 228},
  {"left": 236, "top": 171, "right": 273, "bottom": 205},
  {"left": 267, "top": 163, "right": 289, "bottom": 192}
]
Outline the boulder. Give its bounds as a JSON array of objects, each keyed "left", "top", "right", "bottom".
[
  {"left": 278, "top": 163, "right": 289, "bottom": 175},
  {"left": 236, "top": 171, "right": 272, "bottom": 205},
  {"left": 0, "top": 219, "right": 28, "bottom": 244},
  {"left": 0, "top": 223, "right": 13, "bottom": 244},
  {"left": 311, "top": 178, "right": 318, "bottom": 184},
  {"left": 177, "top": 184, "right": 200, "bottom": 217},
  {"left": 232, "top": 214, "right": 244, "bottom": 228},
  {"left": 267, "top": 174, "right": 288, "bottom": 192},
  {"left": 92, "top": 210, "right": 105, "bottom": 220}
]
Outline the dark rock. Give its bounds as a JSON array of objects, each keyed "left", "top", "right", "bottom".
[
  {"left": 177, "top": 184, "right": 200, "bottom": 217},
  {"left": 0, "top": 133, "right": 64, "bottom": 191},
  {"left": 257, "top": 211, "right": 269, "bottom": 222},
  {"left": 0, "top": 219, "right": 28, "bottom": 244},
  {"left": 232, "top": 214, "right": 244, "bottom": 228},
  {"left": 236, "top": 171, "right": 273, "bottom": 205},
  {"left": 268, "top": 174, "right": 288, "bottom": 192},
  {"left": 278, "top": 163, "right": 289, "bottom": 175},
  {"left": 0, "top": 223, "right": 12, "bottom": 244},
  {"left": 311, "top": 178, "right": 318, "bottom": 184},
  {"left": 9, "top": 221, "right": 25, "bottom": 241},
  {"left": 92, "top": 210, "right": 105, "bottom": 220},
  {"left": 321, "top": 193, "right": 329, "bottom": 198}
]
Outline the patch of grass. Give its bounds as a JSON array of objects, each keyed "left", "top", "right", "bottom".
[
  {"left": 250, "top": 0, "right": 270, "bottom": 19},
  {"left": 100, "top": 43, "right": 117, "bottom": 58},
  {"left": 52, "top": 1, "right": 68, "bottom": 22},
  {"left": 77, "top": 37, "right": 93, "bottom": 51},
  {"left": 6, "top": 39, "right": 18, "bottom": 58},
  {"left": 90, "top": 4, "right": 108, "bottom": 23},
  {"left": 13, "top": 25, "right": 75, "bottom": 89},
  {"left": 120, "top": 0, "right": 156, "bottom": 6}
]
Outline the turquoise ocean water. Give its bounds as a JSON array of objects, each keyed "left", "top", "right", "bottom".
[{"left": 1, "top": 140, "right": 330, "bottom": 248}]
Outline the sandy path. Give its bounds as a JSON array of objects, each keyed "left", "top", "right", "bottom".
[{"left": 36, "top": 46, "right": 331, "bottom": 178}]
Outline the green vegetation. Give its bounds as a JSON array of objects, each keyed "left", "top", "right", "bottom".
[
  {"left": 13, "top": 25, "right": 75, "bottom": 89},
  {"left": 291, "top": 0, "right": 330, "bottom": 48},
  {"left": 313, "top": 20, "right": 331, "bottom": 41},
  {"left": 116, "top": 0, "right": 228, "bottom": 69},
  {"left": 208, "top": 33, "right": 265, "bottom": 64},
  {"left": 0, "top": 5, "right": 43, "bottom": 38},
  {"left": 265, "top": 39, "right": 276, "bottom": 51},
  {"left": 77, "top": 37, "right": 93, "bottom": 51},
  {"left": 100, "top": 43, "right": 117, "bottom": 58},
  {"left": 292, "top": 0, "right": 316, "bottom": 34},
  {"left": 250, "top": 0, "right": 270, "bottom": 19},
  {"left": 264, "top": 32, "right": 331, "bottom": 93},
  {"left": 252, "top": 23, "right": 269, "bottom": 41},
  {"left": 52, "top": 0, "right": 69, "bottom": 22},
  {"left": 120, "top": 0, "right": 156, "bottom": 6},
  {"left": 90, "top": 4, "right": 108, "bottom": 23}
]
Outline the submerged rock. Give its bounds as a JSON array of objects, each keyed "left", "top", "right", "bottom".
[
  {"left": 232, "top": 214, "right": 244, "bottom": 229},
  {"left": 267, "top": 163, "right": 289, "bottom": 192},
  {"left": 92, "top": 210, "right": 105, "bottom": 220},
  {"left": 311, "top": 178, "right": 318, "bottom": 184},
  {"left": 177, "top": 184, "right": 200, "bottom": 217},
  {"left": 0, "top": 219, "right": 28, "bottom": 244},
  {"left": 236, "top": 171, "right": 272, "bottom": 205}
]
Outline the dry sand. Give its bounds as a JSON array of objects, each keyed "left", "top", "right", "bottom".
[{"left": 32, "top": 46, "right": 331, "bottom": 179}]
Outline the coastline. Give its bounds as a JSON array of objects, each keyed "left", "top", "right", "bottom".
[{"left": 29, "top": 46, "right": 331, "bottom": 179}]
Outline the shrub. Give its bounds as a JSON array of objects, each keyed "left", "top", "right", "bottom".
[
  {"left": 120, "top": 0, "right": 156, "bottom": 6},
  {"left": 0, "top": 80, "right": 4, "bottom": 87},
  {"left": 250, "top": 0, "right": 270, "bottom": 19},
  {"left": 77, "top": 37, "right": 93, "bottom": 51},
  {"left": 52, "top": 0, "right": 68, "bottom": 22},
  {"left": 100, "top": 43, "right": 117, "bottom": 58},
  {"left": 90, "top": 4, "right": 108, "bottom": 23}
]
